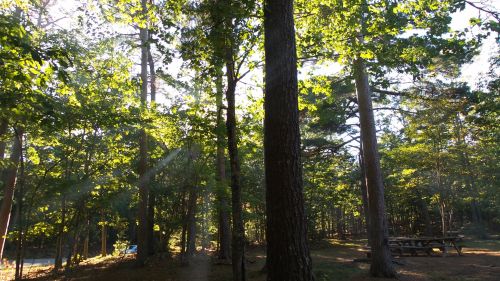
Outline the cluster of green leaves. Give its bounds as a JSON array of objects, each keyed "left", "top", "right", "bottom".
[
  {"left": 295, "top": 0, "right": 480, "bottom": 81},
  {"left": 0, "top": 2, "right": 184, "bottom": 252},
  {"left": 380, "top": 76, "right": 499, "bottom": 234}
]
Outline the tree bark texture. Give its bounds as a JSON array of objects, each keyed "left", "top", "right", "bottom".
[
  {"left": 54, "top": 195, "right": 66, "bottom": 270},
  {"left": 101, "top": 210, "right": 107, "bottom": 257},
  {"left": 83, "top": 219, "right": 89, "bottom": 260},
  {"left": 225, "top": 53, "right": 246, "bottom": 281},
  {"left": 180, "top": 183, "right": 188, "bottom": 258},
  {"left": 416, "top": 194, "right": 432, "bottom": 236},
  {"left": 353, "top": 58, "right": 395, "bottom": 278},
  {"left": 147, "top": 193, "right": 155, "bottom": 255},
  {"left": 336, "top": 207, "right": 346, "bottom": 240},
  {"left": 185, "top": 183, "right": 198, "bottom": 257},
  {"left": 137, "top": 0, "right": 150, "bottom": 265},
  {"left": 14, "top": 141, "right": 25, "bottom": 280},
  {"left": 147, "top": 32, "right": 157, "bottom": 256},
  {"left": 263, "top": 1, "right": 314, "bottom": 280},
  {"left": 147, "top": 42, "right": 156, "bottom": 103},
  {"left": 0, "top": 129, "right": 22, "bottom": 260},
  {"left": 0, "top": 119, "right": 8, "bottom": 159},
  {"left": 358, "top": 148, "right": 371, "bottom": 246},
  {"left": 215, "top": 70, "right": 231, "bottom": 260}
]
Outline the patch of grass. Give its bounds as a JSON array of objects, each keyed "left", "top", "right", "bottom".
[
  {"left": 313, "top": 261, "right": 362, "bottom": 281},
  {"left": 327, "top": 239, "right": 365, "bottom": 248},
  {"left": 465, "top": 239, "right": 500, "bottom": 251},
  {"left": 310, "top": 239, "right": 365, "bottom": 251},
  {"left": 429, "top": 271, "right": 475, "bottom": 281},
  {"left": 461, "top": 223, "right": 490, "bottom": 239}
]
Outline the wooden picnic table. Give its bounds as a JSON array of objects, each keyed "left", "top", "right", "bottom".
[{"left": 388, "top": 236, "right": 464, "bottom": 257}]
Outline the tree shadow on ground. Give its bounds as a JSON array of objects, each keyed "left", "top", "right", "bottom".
[{"left": 22, "top": 239, "right": 500, "bottom": 281}]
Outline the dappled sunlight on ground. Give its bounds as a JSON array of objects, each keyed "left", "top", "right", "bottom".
[
  {"left": 464, "top": 248, "right": 500, "bottom": 256},
  {"left": 9, "top": 239, "right": 499, "bottom": 281}
]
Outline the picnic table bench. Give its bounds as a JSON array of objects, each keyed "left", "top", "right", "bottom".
[{"left": 363, "top": 236, "right": 464, "bottom": 258}]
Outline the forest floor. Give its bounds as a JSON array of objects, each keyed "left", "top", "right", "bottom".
[{"left": 2, "top": 239, "right": 499, "bottom": 281}]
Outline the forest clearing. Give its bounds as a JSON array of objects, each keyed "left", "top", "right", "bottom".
[
  {"left": 0, "top": 0, "right": 499, "bottom": 280},
  {"left": 2, "top": 238, "right": 500, "bottom": 281}
]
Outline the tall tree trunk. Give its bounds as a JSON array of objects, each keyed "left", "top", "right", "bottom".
[
  {"left": 448, "top": 208, "right": 454, "bottom": 233},
  {"left": 422, "top": 203, "right": 433, "bottom": 236},
  {"left": 221, "top": 2, "right": 246, "bottom": 277},
  {"left": 66, "top": 210, "right": 82, "bottom": 269},
  {"left": 14, "top": 138, "right": 25, "bottom": 280},
  {"left": 201, "top": 187, "right": 210, "bottom": 251},
  {"left": 416, "top": 194, "right": 432, "bottom": 236},
  {"left": 225, "top": 51, "right": 246, "bottom": 281},
  {"left": 439, "top": 201, "right": 447, "bottom": 237},
  {"left": 71, "top": 234, "right": 81, "bottom": 265},
  {"left": 455, "top": 114, "right": 481, "bottom": 224},
  {"left": 434, "top": 153, "right": 447, "bottom": 237},
  {"left": 0, "top": 119, "right": 8, "bottom": 159},
  {"left": 207, "top": 0, "right": 232, "bottom": 260},
  {"left": 148, "top": 40, "right": 156, "bottom": 104},
  {"left": 353, "top": 58, "right": 395, "bottom": 278},
  {"left": 0, "top": 129, "right": 22, "bottom": 260},
  {"left": 181, "top": 147, "right": 198, "bottom": 263},
  {"left": 336, "top": 207, "right": 346, "bottom": 240},
  {"left": 330, "top": 208, "right": 335, "bottom": 238},
  {"left": 137, "top": 0, "right": 150, "bottom": 265},
  {"left": 179, "top": 184, "right": 188, "bottom": 258},
  {"left": 359, "top": 149, "right": 371, "bottom": 246},
  {"left": 180, "top": 216, "right": 187, "bottom": 257},
  {"left": 54, "top": 195, "right": 66, "bottom": 270},
  {"left": 147, "top": 193, "right": 155, "bottom": 255},
  {"left": 350, "top": 211, "right": 356, "bottom": 235},
  {"left": 83, "top": 219, "right": 89, "bottom": 260},
  {"left": 263, "top": 1, "right": 314, "bottom": 280},
  {"left": 320, "top": 211, "right": 326, "bottom": 238},
  {"left": 147, "top": 33, "right": 157, "bottom": 257},
  {"left": 101, "top": 211, "right": 107, "bottom": 257},
  {"left": 215, "top": 69, "right": 231, "bottom": 261},
  {"left": 185, "top": 184, "right": 198, "bottom": 257}
]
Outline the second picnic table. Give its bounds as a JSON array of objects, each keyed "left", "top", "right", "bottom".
[{"left": 388, "top": 236, "right": 464, "bottom": 257}]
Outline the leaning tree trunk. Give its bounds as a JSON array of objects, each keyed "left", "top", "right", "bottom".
[
  {"left": 215, "top": 69, "right": 231, "bottom": 260},
  {"left": 0, "top": 129, "right": 22, "bottom": 260},
  {"left": 263, "top": 1, "right": 314, "bottom": 280},
  {"left": 225, "top": 50, "right": 246, "bottom": 280},
  {"left": 353, "top": 58, "right": 396, "bottom": 278},
  {"left": 137, "top": 0, "right": 150, "bottom": 265}
]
